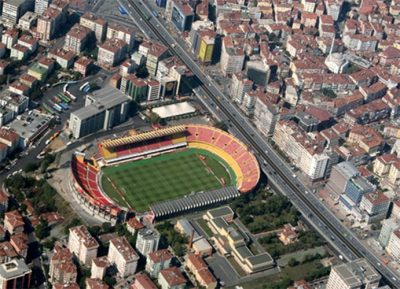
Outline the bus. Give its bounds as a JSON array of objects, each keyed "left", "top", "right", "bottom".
[
  {"left": 58, "top": 93, "right": 71, "bottom": 103},
  {"left": 53, "top": 96, "right": 62, "bottom": 103},
  {"left": 52, "top": 104, "right": 62, "bottom": 113},
  {"left": 63, "top": 84, "right": 68, "bottom": 93},
  {"left": 65, "top": 90, "right": 76, "bottom": 101},
  {"left": 118, "top": 5, "right": 128, "bottom": 15},
  {"left": 42, "top": 103, "right": 56, "bottom": 115},
  {"left": 79, "top": 82, "right": 90, "bottom": 91},
  {"left": 83, "top": 85, "right": 91, "bottom": 93},
  {"left": 59, "top": 103, "right": 69, "bottom": 110},
  {"left": 49, "top": 101, "right": 63, "bottom": 113}
]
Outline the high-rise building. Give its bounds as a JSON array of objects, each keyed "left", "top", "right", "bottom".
[
  {"left": 0, "top": 259, "right": 31, "bottom": 289},
  {"left": 97, "top": 38, "right": 127, "bottom": 67},
  {"left": 341, "top": 176, "right": 375, "bottom": 210},
  {"left": 326, "top": 259, "right": 381, "bottom": 289},
  {"left": 69, "top": 86, "right": 130, "bottom": 138},
  {"left": 379, "top": 218, "right": 400, "bottom": 248},
  {"left": 170, "top": 0, "right": 194, "bottom": 32},
  {"left": 220, "top": 36, "right": 245, "bottom": 76},
  {"left": 230, "top": 73, "right": 253, "bottom": 105},
  {"left": 34, "top": 0, "right": 50, "bottom": 15},
  {"left": 386, "top": 229, "right": 400, "bottom": 260},
  {"left": 108, "top": 237, "right": 139, "bottom": 277},
  {"left": 253, "top": 95, "right": 280, "bottom": 136},
  {"left": 68, "top": 225, "right": 99, "bottom": 266},
  {"left": 80, "top": 12, "right": 107, "bottom": 42},
  {"left": 136, "top": 228, "right": 160, "bottom": 256},
  {"left": 326, "top": 162, "right": 359, "bottom": 196},
  {"left": 64, "top": 24, "right": 93, "bottom": 54},
  {"left": 2, "top": 0, "right": 34, "bottom": 26}
]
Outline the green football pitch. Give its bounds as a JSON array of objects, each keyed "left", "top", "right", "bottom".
[{"left": 100, "top": 148, "right": 235, "bottom": 212}]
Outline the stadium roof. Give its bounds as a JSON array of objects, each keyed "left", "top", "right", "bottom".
[
  {"left": 152, "top": 102, "right": 196, "bottom": 119},
  {"left": 101, "top": 125, "right": 186, "bottom": 148}
]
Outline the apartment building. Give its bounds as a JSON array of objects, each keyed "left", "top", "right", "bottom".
[
  {"left": 80, "top": 12, "right": 107, "bottom": 42},
  {"left": 108, "top": 237, "right": 139, "bottom": 277},
  {"left": 68, "top": 225, "right": 99, "bottom": 266},
  {"left": 145, "top": 249, "right": 173, "bottom": 278},
  {"left": 34, "top": 0, "right": 50, "bottom": 15},
  {"left": 64, "top": 24, "right": 93, "bottom": 54},
  {"left": 136, "top": 228, "right": 160, "bottom": 256},
  {"left": 49, "top": 245, "right": 77, "bottom": 284},
  {"left": 97, "top": 38, "right": 127, "bottom": 67},
  {"left": 2, "top": 0, "right": 34, "bottom": 26},
  {"left": 220, "top": 36, "right": 245, "bottom": 76}
]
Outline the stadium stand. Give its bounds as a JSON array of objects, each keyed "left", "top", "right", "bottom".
[
  {"left": 150, "top": 186, "right": 240, "bottom": 218},
  {"left": 70, "top": 155, "right": 121, "bottom": 222},
  {"left": 185, "top": 124, "right": 259, "bottom": 193}
]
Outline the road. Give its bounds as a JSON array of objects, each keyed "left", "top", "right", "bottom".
[{"left": 123, "top": 0, "right": 400, "bottom": 286}]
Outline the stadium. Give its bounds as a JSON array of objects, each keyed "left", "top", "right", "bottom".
[{"left": 70, "top": 124, "right": 260, "bottom": 223}]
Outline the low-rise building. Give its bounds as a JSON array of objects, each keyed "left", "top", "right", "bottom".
[
  {"left": 74, "top": 56, "right": 93, "bottom": 77},
  {"left": 49, "top": 244, "right": 77, "bottom": 285},
  {"left": 186, "top": 254, "right": 217, "bottom": 289},
  {"left": 9, "top": 232, "right": 28, "bottom": 259},
  {"left": 4, "top": 210, "right": 24, "bottom": 235},
  {"left": 132, "top": 273, "right": 158, "bottom": 289},
  {"left": 158, "top": 267, "right": 187, "bottom": 289},
  {"left": 146, "top": 249, "right": 173, "bottom": 278},
  {"left": 85, "top": 278, "right": 108, "bottom": 289},
  {"left": 326, "top": 258, "right": 381, "bottom": 289},
  {"left": 0, "top": 259, "right": 31, "bottom": 289}
]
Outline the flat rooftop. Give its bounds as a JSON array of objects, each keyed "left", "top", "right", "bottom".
[
  {"left": 152, "top": 101, "right": 196, "bottom": 119},
  {"left": 72, "top": 86, "right": 129, "bottom": 120},
  {"left": 8, "top": 111, "right": 52, "bottom": 140}
]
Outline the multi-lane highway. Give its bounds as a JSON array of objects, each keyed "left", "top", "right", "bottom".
[{"left": 120, "top": 0, "right": 400, "bottom": 286}]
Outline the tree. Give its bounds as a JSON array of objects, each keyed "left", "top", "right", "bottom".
[
  {"left": 101, "top": 222, "right": 112, "bottom": 234},
  {"left": 149, "top": 112, "right": 161, "bottom": 125},
  {"left": 36, "top": 219, "right": 50, "bottom": 239},
  {"left": 136, "top": 65, "right": 149, "bottom": 79},
  {"left": 214, "top": 120, "right": 228, "bottom": 131},
  {"left": 24, "top": 162, "right": 39, "bottom": 173},
  {"left": 64, "top": 218, "right": 82, "bottom": 234}
]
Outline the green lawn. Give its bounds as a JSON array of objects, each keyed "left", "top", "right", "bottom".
[{"left": 101, "top": 148, "right": 234, "bottom": 212}]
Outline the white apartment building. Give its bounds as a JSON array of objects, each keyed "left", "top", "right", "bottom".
[
  {"left": 386, "top": 229, "right": 400, "bottom": 260},
  {"left": 80, "top": 12, "right": 107, "bottom": 42},
  {"left": 220, "top": 37, "right": 245, "bottom": 76},
  {"left": 97, "top": 38, "right": 127, "bottom": 67},
  {"left": 68, "top": 225, "right": 99, "bottom": 266},
  {"left": 2, "top": 0, "right": 34, "bottom": 26},
  {"left": 106, "top": 22, "right": 135, "bottom": 50},
  {"left": 230, "top": 73, "right": 253, "bottom": 104},
  {"left": 147, "top": 79, "right": 161, "bottom": 101},
  {"left": 136, "top": 228, "right": 160, "bottom": 256},
  {"left": 34, "top": 0, "right": 50, "bottom": 15},
  {"left": 324, "top": 0, "right": 343, "bottom": 21},
  {"left": 253, "top": 96, "right": 279, "bottom": 136},
  {"left": 108, "top": 237, "right": 139, "bottom": 277}
]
